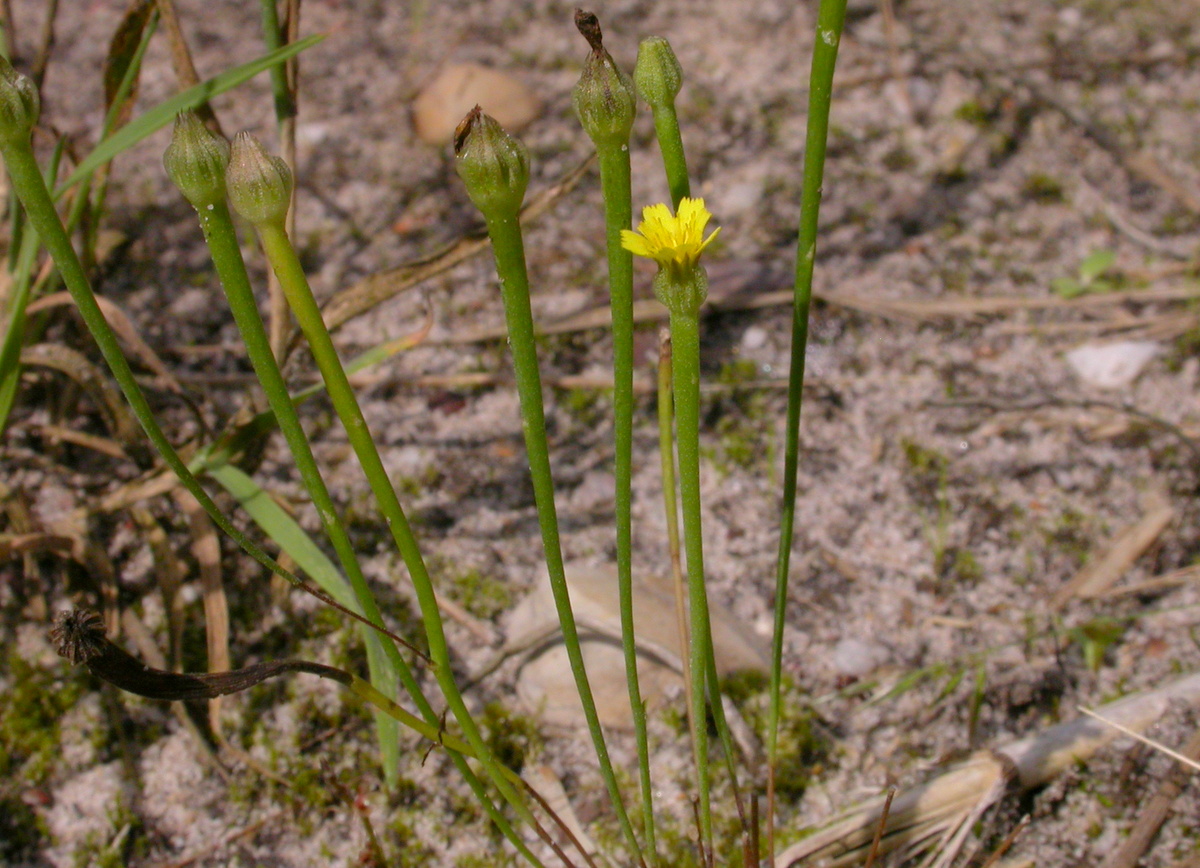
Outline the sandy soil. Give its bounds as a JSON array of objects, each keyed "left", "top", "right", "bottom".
[{"left": 2, "top": 0, "right": 1199, "bottom": 865}]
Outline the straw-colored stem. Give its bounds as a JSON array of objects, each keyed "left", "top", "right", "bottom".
[{"left": 657, "top": 330, "right": 695, "bottom": 762}]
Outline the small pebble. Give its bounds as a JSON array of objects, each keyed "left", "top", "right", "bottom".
[
  {"left": 832, "top": 637, "right": 888, "bottom": 678},
  {"left": 412, "top": 63, "right": 540, "bottom": 146},
  {"left": 1065, "top": 340, "right": 1159, "bottom": 389},
  {"left": 741, "top": 326, "right": 768, "bottom": 350}
]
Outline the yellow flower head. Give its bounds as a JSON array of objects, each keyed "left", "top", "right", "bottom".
[{"left": 621, "top": 197, "right": 720, "bottom": 271}]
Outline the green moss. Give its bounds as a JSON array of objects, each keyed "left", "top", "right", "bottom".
[
  {"left": 1, "top": 651, "right": 86, "bottom": 783},
  {"left": 445, "top": 566, "right": 513, "bottom": 621},
  {"left": 1022, "top": 172, "right": 1065, "bottom": 203},
  {"left": 708, "top": 360, "right": 773, "bottom": 475},
  {"left": 951, "top": 96, "right": 991, "bottom": 124},
  {"left": 0, "top": 648, "right": 94, "bottom": 859},
  {"left": 387, "top": 814, "right": 437, "bottom": 867},
  {"left": 560, "top": 385, "right": 607, "bottom": 429},
  {"left": 455, "top": 853, "right": 519, "bottom": 868},
  {"left": 481, "top": 702, "right": 540, "bottom": 774},
  {"left": 1042, "top": 506, "right": 1095, "bottom": 564},
  {"left": 901, "top": 438, "right": 949, "bottom": 478},
  {"left": 882, "top": 145, "right": 915, "bottom": 171},
  {"left": 719, "top": 671, "right": 827, "bottom": 802},
  {"left": 948, "top": 548, "right": 983, "bottom": 585},
  {"left": 0, "top": 795, "right": 46, "bottom": 863},
  {"left": 71, "top": 798, "right": 150, "bottom": 868}
]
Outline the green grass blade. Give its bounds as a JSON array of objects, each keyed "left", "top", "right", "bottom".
[
  {"left": 207, "top": 463, "right": 401, "bottom": 770},
  {"left": 208, "top": 464, "right": 362, "bottom": 613},
  {"left": 56, "top": 35, "right": 322, "bottom": 196}
]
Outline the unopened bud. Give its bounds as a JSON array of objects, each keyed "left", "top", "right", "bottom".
[
  {"left": 0, "top": 55, "right": 39, "bottom": 147},
  {"left": 572, "top": 9, "right": 635, "bottom": 148},
  {"left": 454, "top": 106, "right": 530, "bottom": 216},
  {"left": 633, "top": 37, "right": 682, "bottom": 110},
  {"left": 226, "top": 132, "right": 292, "bottom": 227},
  {"left": 163, "top": 111, "right": 230, "bottom": 208}
]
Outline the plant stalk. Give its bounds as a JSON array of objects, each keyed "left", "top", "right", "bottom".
[
  {"left": 252, "top": 218, "right": 542, "bottom": 839},
  {"left": 480, "top": 203, "right": 646, "bottom": 868},
  {"left": 767, "top": 0, "right": 848, "bottom": 857}
]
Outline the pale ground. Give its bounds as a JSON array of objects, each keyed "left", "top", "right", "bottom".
[{"left": 2, "top": 0, "right": 1200, "bottom": 866}]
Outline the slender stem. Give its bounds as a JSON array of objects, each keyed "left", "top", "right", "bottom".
[
  {"left": 190, "top": 200, "right": 535, "bottom": 859},
  {"left": 649, "top": 103, "right": 690, "bottom": 211},
  {"left": 0, "top": 130, "right": 538, "bottom": 853},
  {"left": 0, "top": 198, "right": 42, "bottom": 433},
  {"left": 481, "top": 205, "right": 646, "bottom": 868},
  {"left": 596, "top": 140, "right": 657, "bottom": 861},
  {"left": 667, "top": 308, "right": 713, "bottom": 853},
  {"left": 657, "top": 328, "right": 697, "bottom": 790},
  {"left": 0, "top": 133, "right": 339, "bottom": 633},
  {"left": 253, "top": 220, "right": 540, "bottom": 836},
  {"left": 195, "top": 199, "right": 411, "bottom": 778},
  {"left": 257, "top": 0, "right": 296, "bottom": 124},
  {"left": 767, "top": 0, "right": 848, "bottom": 857},
  {"left": 257, "top": 0, "right": 297, "bottom": 359}
]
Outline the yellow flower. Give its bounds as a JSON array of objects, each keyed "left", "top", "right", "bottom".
[{"left": 621, "top": 197, "right": 720, "bottom": 270}]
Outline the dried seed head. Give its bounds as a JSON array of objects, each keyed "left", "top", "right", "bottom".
[
  {"left": 50, "top": 609, "right": 107, "bottom": 665},
  {"left": 572, "top": 10, "right": 635, "bottom": 147}
]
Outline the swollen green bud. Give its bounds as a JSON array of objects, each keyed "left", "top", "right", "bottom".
[
  {"left": 633, "top": 37, "right": 682, "bottom": 110},
  {"left": 226, "top": 131, "right": 292, "bottom": 227},
  {"left": 454, "top": 106, "right": 530, "bottom": 217},
  {"left": 0, "top": 54, "right": 39, "bottom": 147},
  {"left": 163, "top": 112, "right": 230, "bottom": 208},
  {"left": 572, "top": 10, "right": 635, "bottom": 148}
]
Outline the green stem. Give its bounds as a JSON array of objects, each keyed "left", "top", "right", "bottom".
[
  {"left": 650, "top": 103, "right": 689, "bottom": 210},
  {"left": 343, "top": 676, "right": 578, "bottom": 868},
  {"left": 656, "top": 329, "right": 700, "bottom": 813},
  {"left": 667, "top": 308, "right": 713, "bottom": 855},
  {"left": 767, "top": 0, "right": 847, "bottom": 857},
  {"left": 253, "top": 220, "right": 540, "bottom": 838},
  {"left": 195, "top": 199, "right": 407, "bottom": 780},
  {"left": 0, "top": 128, "right": 337, "bottom": 636},
  {"left": 257, "top": 0, "right": 296, "bottom": 123},
  {"left": 0, "top": 197, "right": 42, "bottom": 433},
  {"left": 596, "top": 141, "right": 657, "bottom": 861},
  {"left": 481, "top": 205, "right": 645, "bottom": 868}
]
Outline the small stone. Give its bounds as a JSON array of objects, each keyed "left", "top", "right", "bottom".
[
  {"left": 741, "top": 326, "right": 768, "bottom": 350},
  {"left": 1065, "top": 341, "right": 1159, "bottom": 389},
  {"left": 831, "top": 637, "right": 888, "bottom": 678},
  {"left": 412, "top": 63, "right": 540, "bottom": 146},
  {"left": 501, "top": 562, "right": 768, "bottom": 730}
]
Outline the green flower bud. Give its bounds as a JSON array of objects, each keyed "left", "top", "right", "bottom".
[
  {"left": 572, "top": 10, "right": 635, "bottom": 148},
  {"left": 163, "top": 111, "right": 230, "bottom": 209},
  {"left": 226, "top": 131, "right": 292, "bottom": 227},
  {"left": 454, "top": 106, "right": 530, "bottom": 217},
  {"left": 0, "top": 54, "right": 39, "bottom": 147},
  {"left": 633, "top": 37, "right": 682, "bottom": 110}
]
